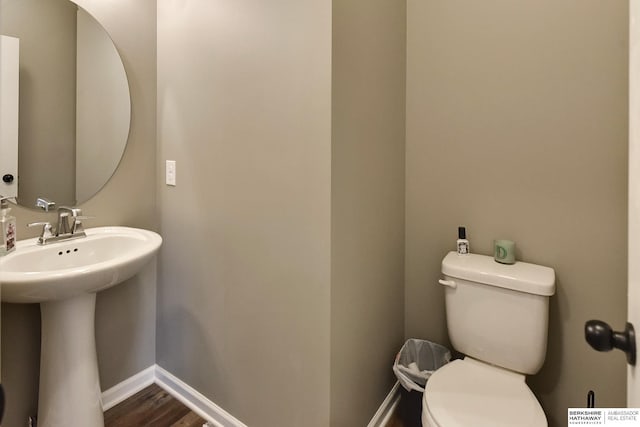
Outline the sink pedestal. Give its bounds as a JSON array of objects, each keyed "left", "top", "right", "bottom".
[
  {"left": 38, "top": 293, "right": 104, "bottom": 427},
  {"left": 0, "top": 226, "right": 163, "bottom": 426}
]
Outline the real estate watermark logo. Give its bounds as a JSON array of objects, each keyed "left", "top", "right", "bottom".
[{"left": 568, "top": 409, "right": 640, "bottom": 425}]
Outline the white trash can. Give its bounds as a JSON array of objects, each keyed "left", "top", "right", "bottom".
[{"left": 393, "top": 339, "right": 451, "bottom": 425}]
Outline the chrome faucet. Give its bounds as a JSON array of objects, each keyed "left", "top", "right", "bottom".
[
  {"left": 56, "top": 206, "right": 85, "bottom": 236},
  {"left": 28, "top": 206, "right": 91, "bottom": 245}
]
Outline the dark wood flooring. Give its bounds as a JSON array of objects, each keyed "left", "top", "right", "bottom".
[
  {"left": 387, "top": 411, "right": 405, "bottom": 427},
  {"left": 104, "top": 383, "right": 408, "bottom": 427},
  {"left": 104, "top": 383, "right": 207, "bottom": 427}
]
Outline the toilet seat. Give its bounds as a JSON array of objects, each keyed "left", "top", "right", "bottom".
[{"left": 422, "top": 358, "right": 547, "bottom": 427}]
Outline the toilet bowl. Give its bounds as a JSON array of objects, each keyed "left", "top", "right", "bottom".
[
  {"left": 421, "top": 252, "right": 555, "bottom": 427},
  {"left": 421, "top": 358, "right": 546, "bottom": 427}
]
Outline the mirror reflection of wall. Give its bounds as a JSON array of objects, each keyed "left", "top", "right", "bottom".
[
  {"left": 75, "top": 8, "right": 129, "bottom": 204},
  {"left": 0, "top": 0, "right": 130, "bottom": 208},
  {"left": 2, "top": 0, "right": 77, "bottom": 206},
  {"left": 0, "top": 35, "right": 19, "bottom": 199}
]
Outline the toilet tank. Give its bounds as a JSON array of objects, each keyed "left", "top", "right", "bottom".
[{"left": 441, "top": 251, "right": 555, "bottom": 375}]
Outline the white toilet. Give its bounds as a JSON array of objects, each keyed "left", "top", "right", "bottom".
[{"left": 422, "top": 251, "right": 555, "bottom": 427}]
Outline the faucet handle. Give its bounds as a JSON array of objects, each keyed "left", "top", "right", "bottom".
[
  {"left": 27, "top": 221, "right": 52, "bottom": 228},
  {"left": 35, "top": 198, "right": 56, "bottom": 212},
  {"left": 27, "top": 222, "right": 54, "bottom": 245},
  {"left": 71, "top": 216, "right": 94, "bottom": 235}
]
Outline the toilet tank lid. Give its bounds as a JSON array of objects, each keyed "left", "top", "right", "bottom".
[{"left": 442, "top": 251, "right": 556, "bottom": 296}]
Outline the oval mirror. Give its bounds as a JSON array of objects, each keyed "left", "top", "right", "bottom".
[{"left": 0, "top": 0, "right": 131, "bottom": 208}]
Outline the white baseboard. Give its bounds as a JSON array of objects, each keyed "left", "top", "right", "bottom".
[
  {"left": 101, "top": 365, "right": 156, "bottom": 411},
  {"left": 154, "top": 365, "right": 248, "bottom": 427},
  {"left": 102, "top": 364, "right": 247, "bottom": 427},
  {"left": 103, "top": 365, "right": 396, "bottom": 427},
  {"left": 367, "top": 381, "right": 400, "bottom": 427}
]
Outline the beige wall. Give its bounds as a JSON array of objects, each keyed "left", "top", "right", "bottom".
[
  {"left": 406, "top": 1, "right": 628, "bottom": 426},
  {"left": 330, "top": 0, "right": 406, "bottom": 425},
  {"left": 0, "top": 0, "right": 77, "bottom": 206},
  {"left": 156, "top": 1, "right": 332, "bottom": 426},
  {"left": 1, "top": 0, "right": 157, "bottom": 424},
  {"left": 0, "top": 1, "right": 630, "bottom": 425}
]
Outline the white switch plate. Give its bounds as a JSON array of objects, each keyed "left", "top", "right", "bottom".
[{"left": 166, "top": 160, "right": 176, "bottom": 186}]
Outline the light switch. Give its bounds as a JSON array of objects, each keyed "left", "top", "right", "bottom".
[{"left": 166, "top": 160, "right": 176, "bottom": 186}]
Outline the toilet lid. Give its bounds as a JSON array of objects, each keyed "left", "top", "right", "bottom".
[{"left": 423, "top": 358, "right": 547, "bottom": 427}]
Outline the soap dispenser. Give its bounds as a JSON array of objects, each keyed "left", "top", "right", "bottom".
[{"left": 0, "top": 196, "right": 16, "bottom": 256}]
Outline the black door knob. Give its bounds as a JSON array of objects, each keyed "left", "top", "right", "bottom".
[
  {"left": 585, "top": 320, "right": 636, "bottom": 365},
  {"left": 2, "top": 174, "right": 14, "bottom": 183}
]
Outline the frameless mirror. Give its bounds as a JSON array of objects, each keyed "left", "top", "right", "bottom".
[{"left": 0, "top": 0, "right": 131, "bottom": 208}]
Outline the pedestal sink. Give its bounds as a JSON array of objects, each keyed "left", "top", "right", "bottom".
[{"left": 0, "top": 226, "right": 162, "bottom": 427}]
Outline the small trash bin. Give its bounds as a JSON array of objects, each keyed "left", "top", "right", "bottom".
[{"left": 393, "top": 339, "right": 451, "bottom": 426}]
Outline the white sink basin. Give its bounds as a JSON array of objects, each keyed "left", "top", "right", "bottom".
[
  {"left": 0, "top": 226, "right": 162, "bottom": 303},
  {"left": 0, "top": 226, "right": 162, "bottom": 427}
]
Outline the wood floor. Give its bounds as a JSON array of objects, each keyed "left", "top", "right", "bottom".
[
  {"left": 104, "top": 383, "right": 410, "bottom": 427},
  {"left": 387, "top": 411, "right": 406, "bottom": 427},
  {"left": 104, "top": 383, "right": 206, "bottom": 427}
]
